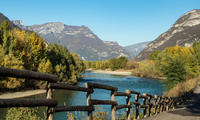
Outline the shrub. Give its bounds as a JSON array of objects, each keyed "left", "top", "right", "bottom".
[{"left": 6, "top": 107, "right": 42, "bottom": 120}]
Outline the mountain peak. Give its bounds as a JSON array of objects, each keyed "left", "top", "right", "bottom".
[
  {"left": 27, "top": 22, "right": 65, "bottom": 34},
  {"left": 137, "top": 9, "right": 200, "bottom": 60},
  {"left": 174, "top": 9, "right": 200, "bottom": 28},
  {"left": 12, "top": 20, "right": 25, "bottom": 29},
  {"left": 12, "top": 20, "right": 24, "bottom": 26}
]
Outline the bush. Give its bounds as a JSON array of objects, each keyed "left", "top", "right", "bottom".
[
  {"left": 125, "top": 59, "right": 139, "bottom": 69},
  {"left": 6, "top": 107, "right": 42, "bottom": 120},
  {"left": 161, "top": 57, "right": 186, "bottom": 88},
  {"left": 134, "top": 60, "right": 160, "bottom": 78}
]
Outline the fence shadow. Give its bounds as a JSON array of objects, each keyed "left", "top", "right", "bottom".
[{"left": 168, "top": 92, "right": 200, "bottom": 117}]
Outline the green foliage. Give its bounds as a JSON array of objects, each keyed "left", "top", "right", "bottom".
[
  {"left": 149, "top": 50, "right": 161, "bottom": 60},
  {"left": 0, "top": 45, "right": 5, "bottom": 63},
  {"left": 47, "top": 44, "right": 84, "bottom": 83},
  {"left": 193, "top": 42, "right": 200, "bottom": 63},
  {"left": 162, "top": 57, "right": 186, "bottom": 88},
  {"left": 6, "top": 107, "right": 42, "bottom": 120}
]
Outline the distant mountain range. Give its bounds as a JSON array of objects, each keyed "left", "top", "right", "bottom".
[
  {"left": 12, "top": 20, "right": 130, "bottom": 61},
  {"left": 5, "top": 10, "right": 199, "bottom": 61},
  {"left": 124, "top": 41, "right": 150, "bottom": 58},
  {"left": 137, "top": 9, "right": 200, "bottom": 60}
]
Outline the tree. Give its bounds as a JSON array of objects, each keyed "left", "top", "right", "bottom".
[
  {"left": 0, "top": 54, "right": 24, "bottom": 89},
  {"left": 118, "top": 56, "right": 128, "bottom": 69},
  {"left": 11, "top": 29, "right": 46, "bottom": 70},
  {"left": 162, "top": 57, "right": 186, "bottom": 88},
  {"left": 38, "top": 59, "right": 53, "bottom": 74},
  {"left": 47, "top": 44, "right": 85, "bottom": 83},
  {"left": 0, "top": 45, "right": 5, "bottom": 63},
  {"left": 149, "top": 51, "right": 161, "bottom": 60}
]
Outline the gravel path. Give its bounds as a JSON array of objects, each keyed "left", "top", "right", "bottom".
[
  {"left": 0, "top": 89, "right": 46, "bottom": 99},
  {"left": 144, "top": 87, "right": 200, "bottom": 120}
]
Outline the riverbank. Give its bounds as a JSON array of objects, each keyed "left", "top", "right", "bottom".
[
  {"left": 86, "top": 69, "right": 132, "bottom": 76},
  {"left": 0, "top": 89, "right": 46, "bottom": 99},
  {"left": 86, "top": 69, "right": 166, "bottom": 80}
]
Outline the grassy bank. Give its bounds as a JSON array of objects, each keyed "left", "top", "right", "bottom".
[{"left": 166, "top": 76, "right": 200, "bottom": 97}]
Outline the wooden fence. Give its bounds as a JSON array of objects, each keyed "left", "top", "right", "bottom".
[{"left": 0, "top": 67, "right": 195, "bottom": 120}]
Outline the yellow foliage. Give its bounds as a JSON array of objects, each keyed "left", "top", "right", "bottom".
[
  {"left": 38, "top": 59, "right": 52, "bottom": 74},
  {"left": 135, "top": 60, "right": 160, "bottom": 78},
  {"left": 11, "top": 28, "right": 46, "bottom": 69},
  {"left": 0, "top": 54, "right": 24, "bottom": 88}
]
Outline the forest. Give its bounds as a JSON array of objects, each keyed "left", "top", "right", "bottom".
[{"left": 0, "top": 21, "right": 85, "bottom": 90}]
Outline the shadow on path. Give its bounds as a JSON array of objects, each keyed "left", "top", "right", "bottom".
[
  {"left": 143, "top": 87, "right": 200, "bottom": 120},
  {"left": 168, "top": 91, "right": 200, "bottom": 117}
]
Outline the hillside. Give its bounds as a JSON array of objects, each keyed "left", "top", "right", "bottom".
[
  {"left": 13, "top": 21, "right": 130, "bottom": 61},
  {"left": 137, "top": 9, "right": 200, "bottom": 60},
  {"left": 0, "top": 13, "right": 19, "bottom": 29}
]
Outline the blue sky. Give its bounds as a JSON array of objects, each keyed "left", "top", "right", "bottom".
[{"left": 0, "top": 0, "right": 200, "bottom": 46}]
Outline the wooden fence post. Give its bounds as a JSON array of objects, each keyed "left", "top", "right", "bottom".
[
  {"left": 46, "top": 82, "right": 53, "bottom": 120},
  {"left": 126, "top": 90, "right": 131, "bottom": 120},
  {"left": 142, "top": 93, "right": 147, "bottom": 118},
  {"left": 161, "top": 96, "right": 165, "bottom": 112},
  {"left": 166, "top": 97, "right": 169, "bottom": 111},
  {"left": 135, "top": 93, "right": 140, "bottom": 119},
  {"left": 154, "top": 95, "right": 158, "bottom": 115},
  {"left": 111, "top": 90, "right": 116, "bottom": 120},
  {"left": 158, "top": 96, "right": 162, "bottom": 113},
  {"left": 148, "top": 96, "right": 152, "bottom": 117},
  {"left": 85, "top": 83, "right": 93, "bottom": 120}
]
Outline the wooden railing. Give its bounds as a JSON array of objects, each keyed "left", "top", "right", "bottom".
[{"left": 0, "top": 67, "right": 195, "bottom": 120}]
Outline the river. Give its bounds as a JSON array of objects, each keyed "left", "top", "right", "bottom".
[{"left": 0, "top": 72, "right": 166, "bottom": 120}]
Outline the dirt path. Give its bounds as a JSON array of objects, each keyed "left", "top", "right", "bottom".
[
  {"left": 0, "top": 89, "right": 46, "bottom": 99},
  {"left": 144, "top": 87, "right": 200, "bottom": 120}
]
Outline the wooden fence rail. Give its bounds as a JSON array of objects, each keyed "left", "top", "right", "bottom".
[
  {"left": 0, "top": 67, "right": 58, "bottom": 83},
  {"left": 0, "top": 67, "right": 195, "bottom": 120}
]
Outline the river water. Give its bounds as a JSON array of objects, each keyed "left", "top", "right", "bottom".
[{"left": 0, "top": 72, "right": 166, "bottom": 120}]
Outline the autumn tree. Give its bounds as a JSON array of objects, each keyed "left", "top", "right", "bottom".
[{"left": 0, "top": 53, "right": 24, "bottom": 89}]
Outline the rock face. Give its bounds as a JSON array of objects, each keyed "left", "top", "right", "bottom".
[
  {"left": 12, "top": 20, "right": 24, "bottom": 29},
  {"left": 13, "top": 21, "right": 129, "bottom": 61},
  {"left": 137, "top": 9, "right": 200, "bottom": 60},
  {"left": 124, "top": 41, "right": 150, "bottom": 58}
]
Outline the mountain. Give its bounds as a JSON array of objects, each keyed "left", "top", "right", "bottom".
[
  {"left": 13, "top": 21, "right": 129, "bottom": 61},
  {"left": 0, "top": 13, "right": 19, "bottom": 29},
  {"left": 137, "top": 9, "right": 200, "bottom": 60},
  {"left": 124, "top": 41, "right": 150, "bottom": 58}
]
